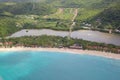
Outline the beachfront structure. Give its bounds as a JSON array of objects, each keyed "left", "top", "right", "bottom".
[
  {"left": 69, "top": 43, "right": 83, "bottom": 49},
  {"left": 4, "top": 42, "right": 13, "bottom": 48}
]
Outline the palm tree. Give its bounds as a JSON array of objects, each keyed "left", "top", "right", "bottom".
[
  {"left": 0, "top": 27, "right": 6, "bottom": 48},
  {"left": 0, "top": 34, "right": 7, "bottom": 48}
]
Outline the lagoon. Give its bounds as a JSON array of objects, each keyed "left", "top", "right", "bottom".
[{"left": 9, "top": 29, "right": 120, "bottom": 46}]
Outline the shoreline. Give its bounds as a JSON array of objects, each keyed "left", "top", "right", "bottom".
[{"left": 0, "top": 47, "right": 120, "bottom": 60}]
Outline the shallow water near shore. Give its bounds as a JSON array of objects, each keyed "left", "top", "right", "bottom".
[{"left": 0, "top": 51, "right": 120, "bottom": 80}]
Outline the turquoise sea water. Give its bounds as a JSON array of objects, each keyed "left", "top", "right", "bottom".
[{"left": 0, "top": 51, "right": 120, "bottom": 80}]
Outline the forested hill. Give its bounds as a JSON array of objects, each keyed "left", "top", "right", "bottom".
[
  {"left": 0, "top": 0, "right": 120, "bottom": 37},
  {"left": 0, "top": 2, "right": 56, "bottom": 15},
  {"left": 0, "top": 0, "right": 119, "bottom": 8},
  {"left": 90, "top": 3, "right": 120, "bottom": 29},
  {"left": 0, "top": 0, "right": 42, "bottom": 2}
]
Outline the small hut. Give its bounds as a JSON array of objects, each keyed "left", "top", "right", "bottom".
[{"left": 69, "top": 43, "right": 83, "bottom": 49}]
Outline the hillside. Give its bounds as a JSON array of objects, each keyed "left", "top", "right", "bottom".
[
  {"left": 0, "top": 2, "right": 55, "bottom": 15},
  {"left": 0, "top": 0, "right": 43, "bottom": 2},
  {"left": 90, "top": 4, "right": 120, "bottom": 29},
  {"left": 0, "top": 0, "right": 120, "bottom": 37}
]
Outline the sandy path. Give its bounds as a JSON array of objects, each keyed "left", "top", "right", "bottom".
[
  {"left": 57, "top": 8, "right": 64, "bottom": 14},
  {"left": 72, "top": 8, "right": 78, "bottom": 21}
]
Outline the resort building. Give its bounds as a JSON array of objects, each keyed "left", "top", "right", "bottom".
[{"left": 69, "top": 43, "right": 83, "bottom": 49}]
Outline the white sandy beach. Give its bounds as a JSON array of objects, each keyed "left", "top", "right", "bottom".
[{"left": 0, "top": 47, "right": 120, "bottom": 60}]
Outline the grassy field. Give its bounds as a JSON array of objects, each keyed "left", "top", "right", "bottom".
[
  {"left": 44, "top": 8, "right": 75, "bottom": 20},
  {"left": 12, "top": 8, "right": 79, "bottom": 31},
  {"left": 76, "top": 8, "right": 103, "bottom": 21},
  {"left": 13, "top": 7, "right": 105, "bottom": 31}
]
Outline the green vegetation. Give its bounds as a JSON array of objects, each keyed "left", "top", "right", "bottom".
[
  {"left": 0, "top": 0, "right": 120, "bottom": 54},
  {"left": 76, "top": 9, "right": 102, "bottom": 22},
  {"left": 0, "top": 2, "right": 56, "bottom": 15},
  {"left": 2, "top": 35, "right": 120, "bottom": 54},
  {"left": 0, "top": 17, "right": 20, "bottom": 37},
  {"left": 46, "top": 8, "right": 74, "bottom": 20},
  {"left": 0, "top": 2, "right": 57, "bottom": 37},
  {"left": 0, "top": 0, "right": 120, "bottom": 41},
  {"left": 90, "top": 4, "right": 120, "bottom": 29}
]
